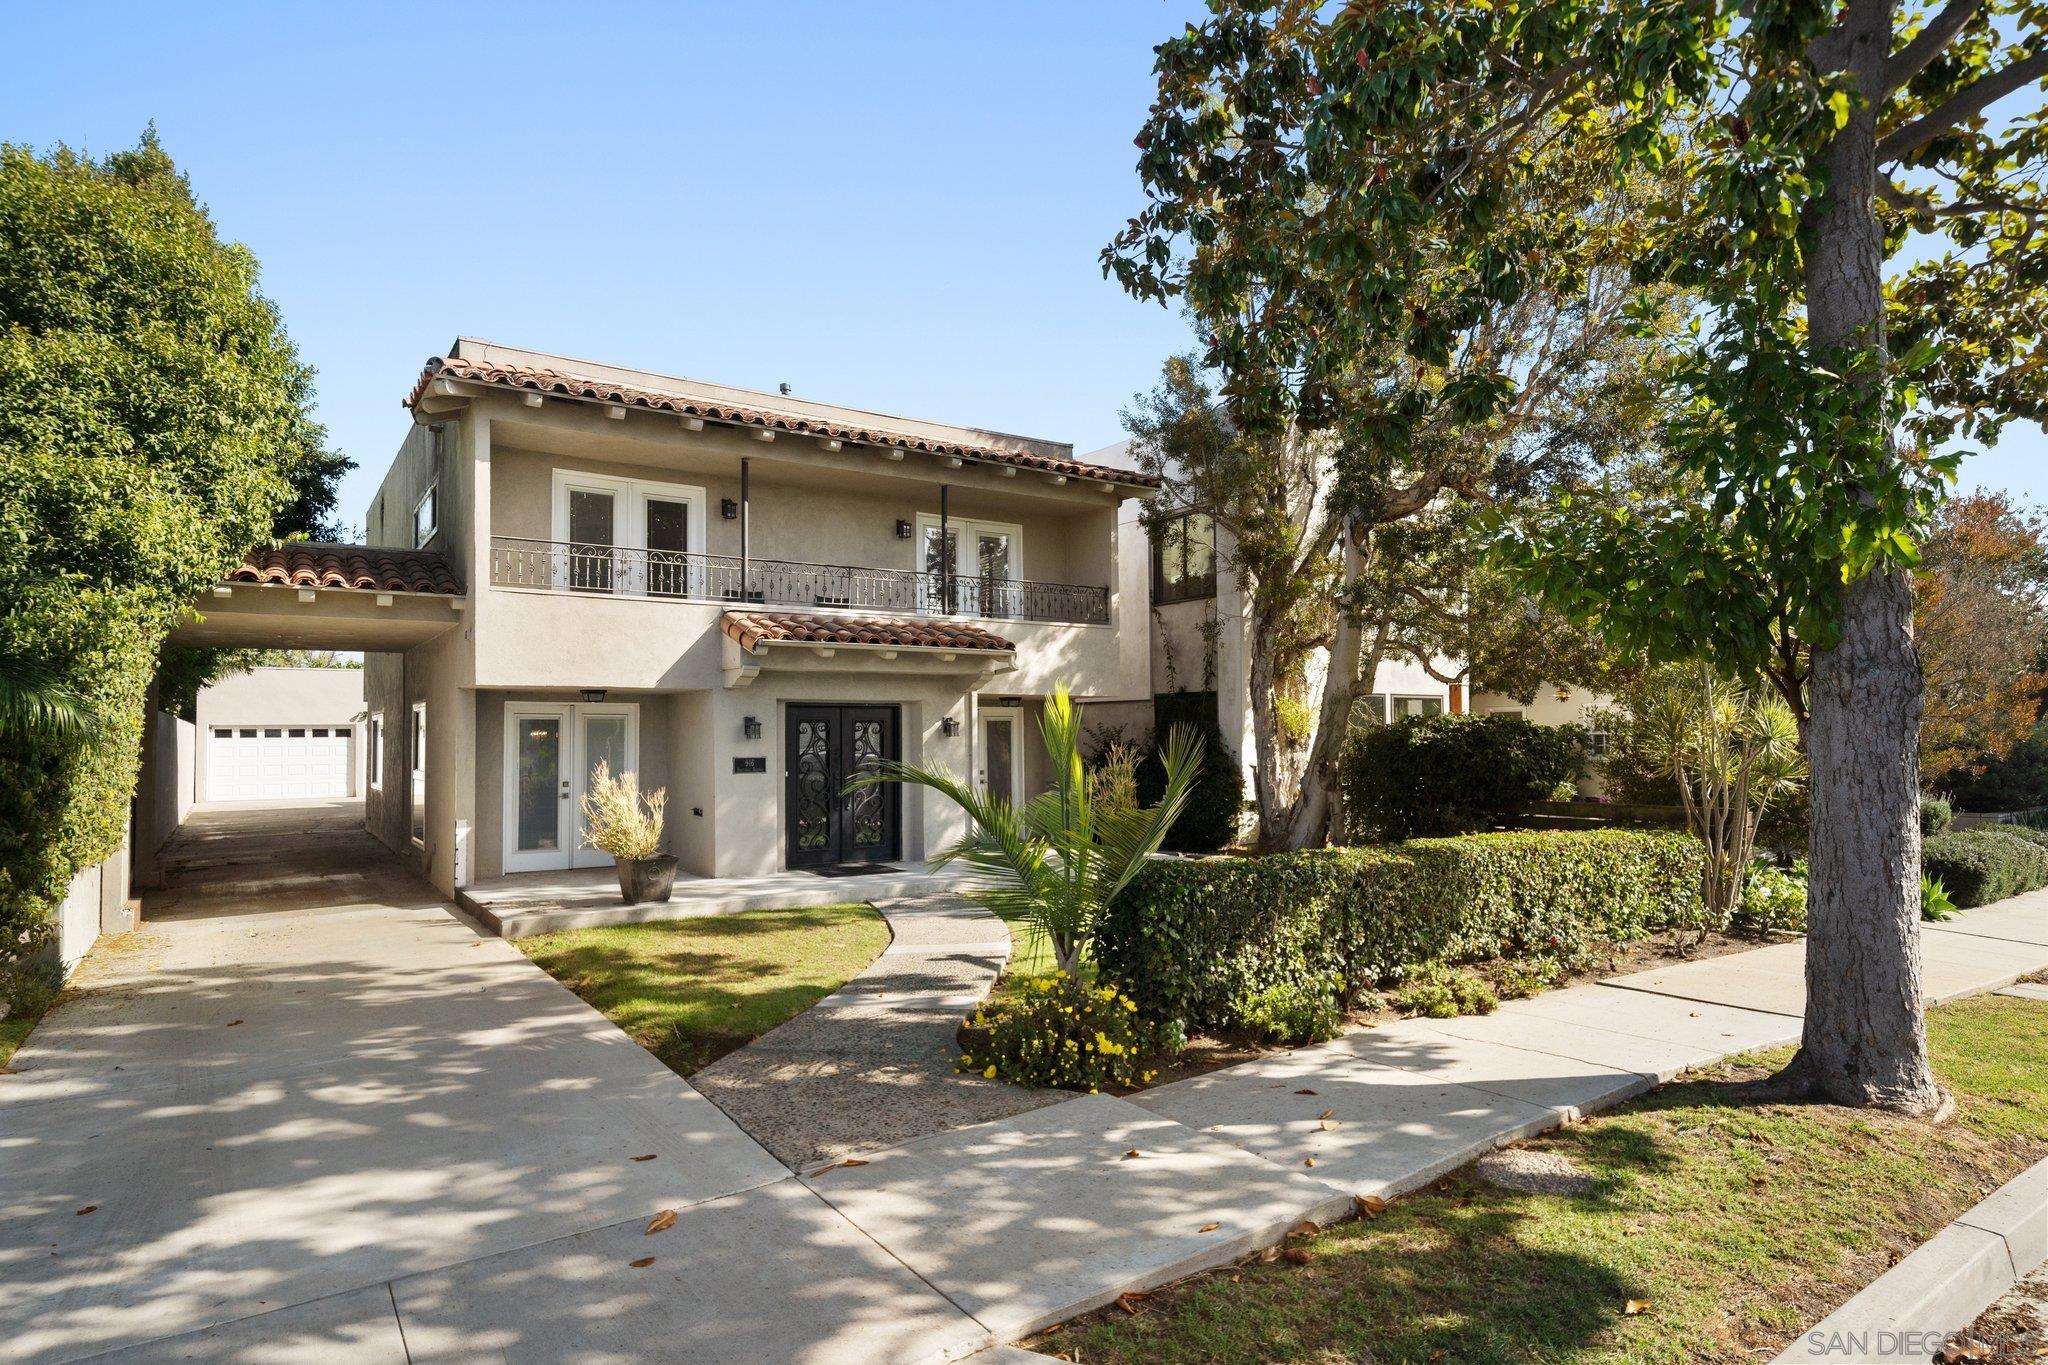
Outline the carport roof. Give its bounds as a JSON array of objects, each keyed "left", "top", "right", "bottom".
[{"left": 230, "top": 543, "right": 464, "bottom": 596}]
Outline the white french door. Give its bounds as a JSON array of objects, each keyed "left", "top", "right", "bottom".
[
  {"left": 550, "top": 472, "right": 706, "bottom": 598},
  {"left": 916, "top": 515, "right": 1023, "bottom": 618},
  {"left": 502, "top": 702, "right": 640, "bottom": 873},
  {"left": 976, "top": 706, "right": 1024, "bottom": 808}
]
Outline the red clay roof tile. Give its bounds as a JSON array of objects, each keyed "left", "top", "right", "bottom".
[
  {"left": 720, "top": 611, "right": 1014, "bottom": 654},
  {"left": 228, "top": 543, "right": 464, "bottom": 596},
  {"left": 406, "top": 355, "right": 1160, "bottom": 489}
]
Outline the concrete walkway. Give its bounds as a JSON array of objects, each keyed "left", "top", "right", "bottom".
[
  {"left": 10, "top": 809, "right": 2048, "bottom": 1361},
  {"left": 690, "top": 895, "right": 1054, "bottom": 1171}
]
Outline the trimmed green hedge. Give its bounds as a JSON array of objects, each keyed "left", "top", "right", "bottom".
[
  {"left": 1923, "top": 828, "right": 2048, "bottom": 907},
  {"left": 1095, "top": 829, "right": 1704, "bottom": 1033},
  {"left": 1345, "top": 714, "right": 1587, "bottom": 841}
]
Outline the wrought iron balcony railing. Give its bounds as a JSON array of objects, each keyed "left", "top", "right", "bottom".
[{"left": 488, "top": 537, "right": 1111, "bottom": 626}]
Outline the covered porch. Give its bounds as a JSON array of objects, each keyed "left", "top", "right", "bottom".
[{"left": 456, "top": 859, "right": 976, "bottom": 939}]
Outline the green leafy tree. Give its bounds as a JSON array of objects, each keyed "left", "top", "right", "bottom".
[
  {"left": 0, "top": 131, "right": 341, "bottom": 967},
  {"left": 1117, "top": 1, "right": 2046, "bottom": 1113},
  {"left": 850, "top": 686, "right": 1202, "bottom": 975}
]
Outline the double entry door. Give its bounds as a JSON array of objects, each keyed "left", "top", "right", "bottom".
[
  {"left": 786, "top": 706, "right": 900, "bottom": 870},
  {"left": 503, "top": 702, "right": 639, "bottom": 873}
]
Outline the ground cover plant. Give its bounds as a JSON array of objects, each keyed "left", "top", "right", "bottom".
[
  {"left": 517, "top": 905, "right": 888, "bottom": 1074},
  {"left": 1036, "top": 990, "right": 2048, "bottom": 1364}
]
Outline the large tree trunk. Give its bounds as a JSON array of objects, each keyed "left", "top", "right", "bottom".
[
  {"left": 1280, "top": 529, "right": 1369, "bottom": 849},
  {"left": 1245, "top": 584, "right": 1302, "bottom": 851},
  {"left": 1790, "top": 0, "right": 1943, "bottom": 1113}
]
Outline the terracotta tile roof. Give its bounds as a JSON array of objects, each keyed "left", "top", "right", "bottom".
[
  {"left": 721, "top": 611, "right": 1015, "bottom": 654},
  {"left": 228, "top": 542, "right": 465, "bottom": 596},
  {"left": 407, "top": 354, "right": 1160, "bottom": 489}
]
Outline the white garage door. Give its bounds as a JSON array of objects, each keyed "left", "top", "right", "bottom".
[{"left": 207, "top": 726, "right": 354, "bottom": 802}]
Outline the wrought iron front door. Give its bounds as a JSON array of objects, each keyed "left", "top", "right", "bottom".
[{"left": 785, "top": 705, "right": 901, "bottom": 869}]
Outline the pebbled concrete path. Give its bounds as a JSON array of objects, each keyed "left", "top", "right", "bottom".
[{"left": 690, "top": 895, "right": 1055, "bottom": 1171}]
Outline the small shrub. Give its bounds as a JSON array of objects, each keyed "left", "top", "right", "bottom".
[
  {"left": 958, "top": 972, "right": 1156, "bottom": 1091},
  {"left": 1392, "top": 966, "right": 1498, "bottom": 1018},
  {"left": 1921, "top": 876, "right": 1959, "bottom": 922},
  {"left": 1998, "top": 823, "right": 2048, "bottom": 853},
  {"left": 1919, "top": 794, "right": 1954, "bottom": 837},
  {"left": 1087, "top": 741, "right": 1141, "bottom": 818},
  {"left": 1733, "top": 860, "right": 1808, "bottom": 934},
  {"left": 1922, "top": 828, "right": 2048, "bottom": 907},
  {"left": 1135, "top": 722, "right": 1243, "bottom": 852},
  {"left": 1345, "top": 714, "right": 1587, "bottom": 841},
  {"left": 1234, "top": 977, "right": 1344, "bottom": 1045},
  {"left": 1489, "top": 959, "right": 1561, "bottom": 1000},
  {"left": 579, "top": 760, "right": 666, "bottom": 860}
]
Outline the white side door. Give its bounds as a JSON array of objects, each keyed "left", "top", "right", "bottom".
[{"left": 502, "top": 703, "right": 642, "bottom": 874}]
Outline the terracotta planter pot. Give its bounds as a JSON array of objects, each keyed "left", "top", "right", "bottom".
[{"left": 615, "top": 854, "right": 678, "bottom": 905}]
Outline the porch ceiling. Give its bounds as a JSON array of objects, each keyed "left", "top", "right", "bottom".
[{"left": 166, "top": 582, "right": 465, "bottom": 650}]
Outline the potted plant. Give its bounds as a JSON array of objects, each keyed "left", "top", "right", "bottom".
[{"left": 579, "top": 759, "right": 676, "bottom": 904}]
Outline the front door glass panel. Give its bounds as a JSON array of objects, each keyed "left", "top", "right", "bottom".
[
  {"left": 984, "top": 717, "right": 1016, "bottom": 806},
  {"left": 516, "top": 717, "right": 561, "bottom": 852}
]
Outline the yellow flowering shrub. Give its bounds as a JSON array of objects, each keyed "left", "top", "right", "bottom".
[{"left": 958, "top": 971, "right": 1158, "bottom": 1092}]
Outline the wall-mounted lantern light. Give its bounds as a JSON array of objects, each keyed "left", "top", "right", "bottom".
[
  {"left": 894, "top": 518, "right": 913, "bottom": 540},
  {"left": 580, "top": 688, "right": 607, "bottom": 704},
  {"left": 940, "top": 716, "right": 960, "bottom": 737},
  {"left": 1554, "top": 686, "right": 1571, "bottom": 704},
  {"left": 721, "top": 498, "right": 740, "bottom": 520},
  {"left": 742, "top": 715, "right": 763, "bottom": 740}
]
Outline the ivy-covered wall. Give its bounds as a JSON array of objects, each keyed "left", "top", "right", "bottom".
[{"left": 0, "top": 133, "right": 340, "bottom": 972}]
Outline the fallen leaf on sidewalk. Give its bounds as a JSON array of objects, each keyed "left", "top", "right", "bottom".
[
  {"left": 645, "top": 1210, "right": 676, "bottom": 1235},
  {"left": 1304, "top": 1157, "right": 1316, "bottom": 1167},
  {"left": 1199, "top": 1222, "right": 1221, "bottom": 1233},
  {"left": 1320, "top": 1118, "right": 1340, "bottom": 1131},
  {"left": 1318, "top": 1109, "right": 1334, "bottom": 1120},
  {"left": 75, "top": 1206, "right": 97, "bottom": 1217},
  {"left": 840, "top": 1159, "right": 869, "bottom": 1168},
  {"left": 225, "top": 1019, "right": 242, "bottom": 1027},
  {"left": 1115, "top": 1290, "right": 1150, "bottom": 1314},
  {"left": 1282, "top": 1248, "right": 1314, "bottom": 1265},
  {"left": 629, "top": 1256, "right": 656, "bottom": 1269},
  {"left": 1122, "top": 1148, "right": 1142, "bottom": 1160},
  {"left": 1355, "top": 1195, "right": 1388, "bottom": 1217},
  {"left": 1623, "top": 1298, "right": 1652, "bottom": 1316},
  {"left": 1295, "top": 1088, "right": 1318, "bottom": 1095},
  {"left": 630, "top": 1154, "right": 657, "bottom": 1162}
]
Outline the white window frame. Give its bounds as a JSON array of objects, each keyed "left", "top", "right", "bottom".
[
  {"left": 413, "top": 485, "right": 439, "bottom": 548},
  {"left": 549, "top": 470, "right": 708, "bottom": 598},
  {"left": 410, "top": 702, "right": 427, "bottom": 848},
  {"left": 368, "top": 713, "right": 385, "bottom": 791},
  {"left": 914, "top": 514, "right": 1026, "bottom": 617},
  {"left": 500, "top": 701, "right": 642, "bottom": 874}
]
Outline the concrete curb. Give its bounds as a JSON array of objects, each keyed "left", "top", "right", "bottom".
[{"left": 1772, "top": 1153, "right": 2048, "bottom": 1363}]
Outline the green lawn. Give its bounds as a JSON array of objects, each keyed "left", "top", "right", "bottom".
[
  {"left": 517, "top": 904, "right": 890, "bottom": 1075},
  {"left": 1035, "top": 992, "right": 2048, "bottom": 1364}
]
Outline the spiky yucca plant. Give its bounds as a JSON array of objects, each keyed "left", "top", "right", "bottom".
[{"left": 851, "top": 684, "right": 1202, "bottom": 974}]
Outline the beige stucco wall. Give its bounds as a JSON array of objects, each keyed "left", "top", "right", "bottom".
[{"left": 195, "top": 666, "right": 368, "bottom": 799}]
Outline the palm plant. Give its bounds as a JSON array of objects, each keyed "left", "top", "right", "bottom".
[
  {"left": 850, "top": 684, "right": 1203, "bottom": 975},
  {"left": 1637, "top": 664, "right": 1806, "bottom": 945},
  {"left": 0, "top": 656, "right": 92, "bottom": 741}
]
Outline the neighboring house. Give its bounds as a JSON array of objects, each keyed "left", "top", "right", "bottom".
[
  {"left": 1090, "top": 441, "right": 1462, "bottom": 798},
  {"left": 344, "top": 339, "right": 1156, "bottom": 894},
  {"left": 1470, "top": 682, "right": 1618, "bottom": 795},
  {"left": 194, "top": 666, "right": 367, "bottom": 802}
]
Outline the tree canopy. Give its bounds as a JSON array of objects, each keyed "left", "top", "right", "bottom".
[{"left": 0, "top": 131, "right": 344, "bottom": 969}]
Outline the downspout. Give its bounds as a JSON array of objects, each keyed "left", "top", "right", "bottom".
[
  {"left": 939, "top": 483, "right": 952, "bottom": 614},
  {"left": 739, "top": 456, "right": 750, "bottom": 602}
]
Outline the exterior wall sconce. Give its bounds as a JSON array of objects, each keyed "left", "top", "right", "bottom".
[
  {"left": 940, "top": 716, "right": 960, "bottom": 737},
  {"left": 580, "top": 689, "right": 607, "bottom": 703},
  {"left": 721, "top": 498, "right": 740, "bottom": 520},
  {"left": 1554, "top": 686, "right": 1571, "bottom": 704},
  {"left": 895, "top": 519, "right": 913, "bottom": 540},
  {"left": 742, "top": 715, "right": 763, "bottom": 740}
]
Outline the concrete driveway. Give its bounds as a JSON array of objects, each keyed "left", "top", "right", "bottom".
[{"left": 0, "top": 803, "right": 986, "bottom": 1363}]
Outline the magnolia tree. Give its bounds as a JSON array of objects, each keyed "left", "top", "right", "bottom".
[{"left": 1116, "top": 1, "right": 2046, "bottom": 1111}]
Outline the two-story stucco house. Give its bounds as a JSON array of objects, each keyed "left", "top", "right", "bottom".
[{"left": 349, "top": 340, "right": 1156, "bottom": 895}]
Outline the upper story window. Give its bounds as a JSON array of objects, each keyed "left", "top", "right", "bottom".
[
  {"left": 413, "top": 485, "right": 439, "bottom": 548},
  {"left": 1153, "top": 511, "right": 1216, "bottom": 604}
]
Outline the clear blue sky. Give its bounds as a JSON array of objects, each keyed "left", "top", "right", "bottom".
[{"left": 3, "top": 1, "right": 2039, "bottom": 529}]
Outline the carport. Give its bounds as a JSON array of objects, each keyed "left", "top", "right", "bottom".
[{"left": 141, "top": 543, "right": 467, "bottom": 889}]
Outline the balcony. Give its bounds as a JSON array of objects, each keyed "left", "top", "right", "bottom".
[{"left": 488, "top": 537, "right": 1111, "bottom": 626}]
